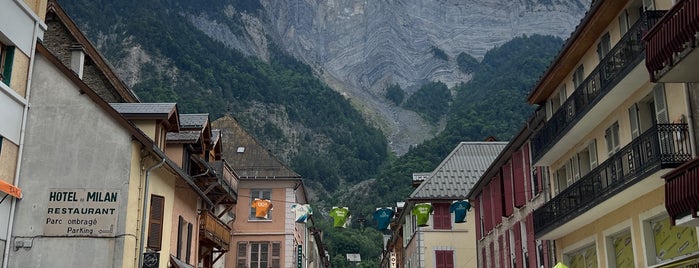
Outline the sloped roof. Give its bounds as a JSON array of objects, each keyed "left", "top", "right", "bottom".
[
  {"left": 180, "top": 114, "right": 209, "bottom": 129},
  {"left": 166, "top": 131, "right": 201, "bottom": 143},
  {"left": 212, "top": 114, "right": 300, "bottom": 179},
  {"left": 410, "top": 142, "right": 507, "bottom": 200},
  {"left": 110, "top": 103, "right": 177, "bottom": 117}
]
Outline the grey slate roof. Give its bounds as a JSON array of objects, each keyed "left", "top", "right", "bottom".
[
  {"left": 110, "top": 103, "right": 176, "bottom": 116},
  {"left": 180, "top": 114, "right": 209, "bottom": 129},
  {"left": 410, "top": 141, "right": 507, "bottom": 199},
  {"left": 166, "top": 131, "right": 201, "bottom": 143}
]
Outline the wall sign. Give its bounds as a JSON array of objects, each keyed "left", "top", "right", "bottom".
[{"left": 44, "top": 188, "right": 119, "bottom": 236}]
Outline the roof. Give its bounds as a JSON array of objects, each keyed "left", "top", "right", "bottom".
[
  {"left": 409, "top": 142, "right": 507, "bottom": 200},
  {"left": 110, "top": 103, "right": 177, "bottom": 117},
  {"left": 212, "top": 114, "right": 301, "bottom": 179},
  {"left": 166, "top": 131, "right": 201, "bottom": 143},
  {"left": 180, "top": 114, "right": 209, "bottom": 129}
]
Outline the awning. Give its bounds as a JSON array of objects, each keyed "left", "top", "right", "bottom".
[
  {"left": 0, "top": 179, "right": 21, "bottom": 199},
  {"left": 170, "top": 255, "right": 195, "bottom": 268}
]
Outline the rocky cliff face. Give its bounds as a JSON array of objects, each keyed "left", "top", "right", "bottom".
[
  {"left": 160, "top": 0, "right": 591, "bottom": 154},
  {"left": 206, "top": 0, "right": 588, "bottom": 154}
]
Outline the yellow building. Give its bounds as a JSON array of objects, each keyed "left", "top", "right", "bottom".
[{"left": 528, "top": 0, "right": 699, "bottom": 267}]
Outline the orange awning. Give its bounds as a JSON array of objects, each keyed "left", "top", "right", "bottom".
[{"left": 0, "top": 180, "right": 21, "bottom": 199}]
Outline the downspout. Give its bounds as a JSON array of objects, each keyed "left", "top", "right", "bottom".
[
  {"left": 137, "top": 158, "right": 165, "bottom": 268},
  {"left": 2, "top": 19, "right": 41, "bottom": 268}
]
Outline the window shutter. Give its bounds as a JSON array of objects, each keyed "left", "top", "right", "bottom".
[
  {"left": 653, "top": 84, "right": 669, "bottom": 124},
  {"left": 499, "top": 235, "right": 506, "bottom": 268},
  {"left": 629, "top": 103, "right": 640, "bottom": 138},
  {"left": 619, "top": 10, "right": 629, "bottom": 35},
  {"left": 434, "top": 203, "right": 451, "bottom": 230},
  {"left": 186, "top": 223, "right": 192, "bottom": 263},
  {"left": 571, "top": 155, "right": 580, "bottom": 181},
  {"left": 512, "top": 151, "right": 525, "bottom": 208},
  {"left": 565, "top": 160, "right": 573, "bottom": 187},
  {"left": 526, "top": 214, "right": 537, "bottom": 268},
  {"left": 588, "top": 140, "right": 598, "bottom": 169},
  {"left": 237, "top": 242, "right": 247, "bottom": 268},
  {"left": 513, "top": 221, "right": 523, "bottom": 267},
  {"left": 271, "top": 242, "right": 281, "bottom": 268},
  {"left": 177, "top": 216, "right": 184, "bottom": 258},
  {"left": 1, "top": 45, "right": 14, "bottom": 85},
  {"left": 474, "top": 198, "right": 482, "bottom": 239},
  {"left": 147, "top": 195, "right": 165, "bottom": 251}
]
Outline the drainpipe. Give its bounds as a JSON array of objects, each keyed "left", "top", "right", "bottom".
[
  {"left": 137, "top": 158, "right": 165, "bottom": 268},
  {"left": 2, "top": 19, "right": 41, "bottom": 268}
]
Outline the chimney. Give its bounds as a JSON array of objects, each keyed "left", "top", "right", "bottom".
[{"left": 70, "top": 43, "right": 85, "bottom": 79}]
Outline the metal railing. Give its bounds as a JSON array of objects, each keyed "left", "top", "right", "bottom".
[
  {"left": 534, "top": 123, "right": 691, "bottom": 235},
  {"left": 531, "top": 11, "right": 667, "bottom": 162}
]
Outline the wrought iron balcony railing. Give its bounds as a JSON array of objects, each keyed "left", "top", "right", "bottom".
[
  {"left": 644, "top": 0, "right": 699, "bottom": 82},
  {"left": 534, "top": 123, "right": 691, "bottom": 236},
  {"left": 199, "top": 211, "right": 231, "bottom": 251},
  {"left": 531, "top": 11, "right": 667, "bottom": 162}
]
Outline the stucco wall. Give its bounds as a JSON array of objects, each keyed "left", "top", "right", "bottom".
[{"left": 8, "top": 55, "right": 134, "bottom": 267}]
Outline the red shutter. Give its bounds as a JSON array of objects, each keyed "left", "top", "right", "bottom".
[
  {"left": 513, "top": 150, "right": 526, "bottom": 207},
  {"left": 506, "top": 230, "right": 511, "bottom": 268},
  {"left": 526, "top": 214, "right": 537, "bottom": 268},
  {"left": 474, "top": 197, "right": 482, "bottom": 239},
  {"left": 481, "top": 247, "right": 487, "bottom": 268},
  {"left": 513, "top": 221, "right": 523, "bottom": 267},
  {"left": 484, "top": 184, "right": 493, "bottom": 232},
  {"left": 502, "top": 165, "right": 514, "bottom": 216},
  {"left": 542, "top": 240, "right": 550, "bottom": 268},
  {"left": 147, "top": 195, "right": 165, "bottom": 250},
  {"left": 436, "top": 250, "right": 454, "bottom": 268},
  {"left": 434, "top": 203, "right": 451, "bottom": 230},
  {"left": 523, "top": 144, "right": 533, "bottom": 200},
  {"left": 492, "top": 179, "right": 502, "bottom": 226}
]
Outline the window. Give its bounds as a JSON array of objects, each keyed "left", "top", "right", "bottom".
[
  {"left": 645, "top": 216, "right": 699, "bottom": 265},
  {"left": 573, "top": 65, "right": 585, "bottom": 89},
  {"left": 643, "top": 0, "right": 656, "bottom": 10},
  {"left": 238, "top": 241, "right": 281, "bottom": 268},
  {"left": 554, "top": 165, "right": 569, "bottom": 195},
  {"left": 0, "top": 43, "right": 15, "bottom": 85},
  {"left": 147, "top": 195, "right": 165, "bottom": 251},
  {"left": 566, "top": 244, "right": 597, "bottom": 268},
  {"left": 605, "top": 122, "right": 620, "bottom": 156},
  {"left": 433, "top": 203, "right": 451, "bottom": 230},
  {"left": 249, "top": 189, "right": 272, "bottom": 220},
  {"left": 597, "top": 33, "right": 611, "bottom": 62},
  {"left": 607, "top": 230, "right": 634, "bottom": 267},
  {"left": 176, "top": 216, "right": 193, "bottom": 263}
]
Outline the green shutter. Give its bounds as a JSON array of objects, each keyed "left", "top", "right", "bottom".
[{"left": 2, "top": 46, "right": 15, "bottom": 85}]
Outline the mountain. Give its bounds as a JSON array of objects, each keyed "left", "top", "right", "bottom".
[{"left": 60, "top": 0, "right": 589, "bottom": 156}]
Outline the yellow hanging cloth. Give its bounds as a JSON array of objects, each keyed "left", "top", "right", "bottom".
[{"left": 553, "top": 262, "right": 569, "bottom": 268}]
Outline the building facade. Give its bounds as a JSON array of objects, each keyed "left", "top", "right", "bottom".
[
  {"left": 384, "top": 141, "right": 506, "bottom": 268},
  {"left": 526, "top": 0, "right": 699, "bottom": 267},
  {"left": 0, "top": 0, "right": 47, "bottom": 265}
]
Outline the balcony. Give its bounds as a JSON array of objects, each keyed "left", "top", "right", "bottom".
[
  {"left": 531, "top": 11, "right": 666, "bottom": 164},
  {"left": 663, "top": 156, "right": 699, "bottom": 226},
  {"left": 191, "top": 157, "right": 238, "bottom": 205},
  {"left": 534, "top": 124, "right": 691, "bottom": 238},
  {"left": 644, "top": 0, "right": 699, "bottom": 83},
  {"left": 199, "top": 211, "right": 231, "bottom": 251}
]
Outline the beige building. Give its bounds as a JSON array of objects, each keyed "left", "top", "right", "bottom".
[
  {"left": 527, "top": 0, "right": 699, "bottom": 267},
  {"left": 385, "top": 142, "right": 506, "bottom": 268}
]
